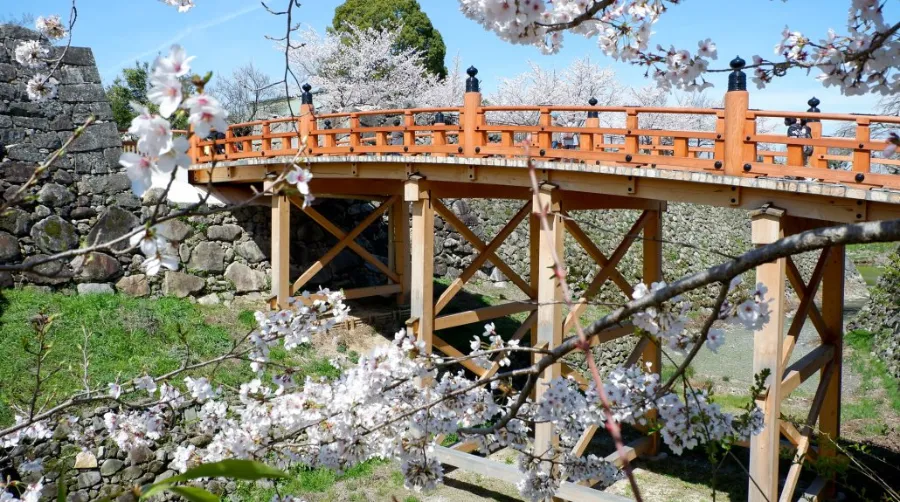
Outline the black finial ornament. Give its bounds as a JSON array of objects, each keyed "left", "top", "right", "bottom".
[
  {"left": 587, "top": 97, "right": 599, "bottom": 118},
  {"left": 807, "top": 96, "right": 821, "bottom": 122},
  {"left": 728, "top": 56, "right": 746, "bottom": 92},
  {"left": 301, "top": 83, "right": 313, "bottom": 105},
  {"left": 433, "top": 111, "right": 445, "bottom": 125},
  {"left": 466, "top": 66, "right": 480, "bottom": 93},
  {"left": 323, "top": 120, "right": 332, "bottom": 129}
]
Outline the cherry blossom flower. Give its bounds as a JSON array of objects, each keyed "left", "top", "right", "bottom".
[
  {"left": 108, "top": 383, "right": 122, "bottom": 399},
  {"left": 147, "top": 74, "right": 183, "bottom": 119},
  {"left": 184, "top": 94, "right": 229, "bottom": 138},
  {"left": 141, "top": 251, "right": 179, "bottom": 276},
  {"left": 24, "top": 74, "right": 58, "bottom": 102},
  {"left": 160, "top": 0, "right": 196, "bottom": 12},
  {"left": 134, "top": 375, "right": 157, "bottom": 393},
  {"left": 128, "top": 103, "right": 173, "bottom": 156},
  {"left": 14, "top": 41, "right": 47, "bottom": 68},
  {"left": 118, "top": 153, "right": 156, "bottom": 196},
  {"left": 706, "top": 328, "right": 725, "bottom": 353},
  {"left": 286, "top": 167, "right": 313, "bottom": 195},
  {"left": 171, "top": 445, "right": 196, "bottom": 473},
  {"left": 36, "top": 15, "right": 67, "bottom": 40},
  {"left": 157, "top": 136, "right": 191, "bottom": 172},
  {"left": 154, "top": 44, "right": 195, "bottom": 78}
]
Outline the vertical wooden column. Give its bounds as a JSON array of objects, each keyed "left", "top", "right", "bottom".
[
  {"left": 406, "top": 177, "right": 434, "bottom": 351},
  {"left": 819, "top": 244, "right": 844, "bottom": 494},
  {"left": 624, "top": 109, "right": 639, "bottom": 155},
  {"left": 853, "top": 119, "right": 871, "bottom": 173},
  {"left": 807, "top": 98, "right": 827, "bottom": 169},
  {"left": 583, "top": 98, "right": 599, "bottom": 152},
  {"left": 724, "top": 57, "right": 750, "bottom": 176},
  {"left": 641, "top": 206, "right": 664, "bottom": 455},
  {"left": 268, "top": 181, "right": 291, "bottom": 310},
  {"left": 462, "top": 67, "right": 482, "bottom": 157},
  {"left": 299, "top": 86, "right": 315, "bottom": 153},
  {"left": 390, "top": 194, "right": 411, "bottom": 305},
  {"left": 533, "top": 184, "right": 563, "bottom": 458},
  {"left": 748, "top": 205, "right": 786, "bottom": 502},
  {"left": 529, "top": 199, "right": 541, "bottom": 392},
  {"left": 538, "top": 108, "right": 552, "bottom": 152}
]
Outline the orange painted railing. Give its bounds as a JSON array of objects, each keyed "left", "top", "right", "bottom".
[{"left": 188, "top": 85, "right": 900, "bottom": 190}]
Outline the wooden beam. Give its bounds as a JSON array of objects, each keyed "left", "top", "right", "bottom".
[
  {"left": 563, "top": 212, "right": 651, "bottom": 334},
  {"left": 433, "top": 201, "right": 531, "bottom": 315},
  {"left": 390, "top": 195, "right": 410, "bottom": 304},
  {"left": 819, "top": 244, "right": 844, "bottom": 495},
  {"left": 432, "top": 199, "right": 536, "bottom": 299},
  {"left": 589, "top": 324, "right": 635, "bottom": 347},
  {"left": 408, "top": 179, "right": 434, "bottom": 353},
  {"left": 748, "top": 205, "right": 786, "bottom": 502},
  {"left": 800, "top": 477, "right": 827, "bottom": 502},
  {"left": 561, "top": 362, "right": 589, "bottom": 389},
  {"left": 270, "top": 185, "right": 290, "bottom": 309},
  {"left": 780, "top": 344, "right": 835, "bottom": 398},
  {"left": 562, "top": 216, "right": 633, "bottom": 297},
  {"left": 434, "top": 302, "right": 536, "bottom": 331},
  {"left": 294, "top": 198, "right": 401, "bottom": 284},
  {"left": 432, "top": 446, "right": 632, "bottom": 502},
  {"left": 432, "top": 335, "right": 486, "bottom": 376},
  {"left": 290, "top": 195, "right": 397, "bottom": 294},
  {"left": 785, "top": 257, "right": 829, "bottom": 338},
  {"left": 781, "top": 249, "right": 830, "bottom": 367},
  {"left": 534, "top": 185, "right": 564, "bottom": 460},
  {"left": 641, "top": 208, "right": 663, "bottom": 454}
]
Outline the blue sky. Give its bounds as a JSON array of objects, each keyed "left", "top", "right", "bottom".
[{"left": 13, "top": 0, "right": 892, "bottom": 114}]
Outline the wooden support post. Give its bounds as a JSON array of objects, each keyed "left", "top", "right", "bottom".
[
  {"left": 583, "top": 115, "right": 599, "bottom": 152},
  {"left": 299, "top": 103, "right": 314, "bottom": 152},
  {"left": 463, "top": 91, "right": 482, "bottom": 156},
  {"left": 724, "top": 89, "right": 750, "bottom": 176},
  {"left": 407, "top": 177, "right": 434, "bottom": 352},
  {"left": 748, "top": 205, "right": 786, "bottom": 502},
  {"left": 534, "top": 184, "right": 563, "bottom": 460},
  {"left": 390, "top": 195, "right": 410, "bottom": 304},
  {"left": 538, "top": 108, "right": 552, "bottom": 152},
  {"left": 269, "top": 182, "right": 290, "bottom": 309},
  {"left": 809, "top": 122, "right": 827, "bottom": 169},
  {"left": 529, "top": 199, "right": 541, "bottom": 393},
  {"left": 819, "top": 244, "right": 844, "bottom": 495},
  {"left": 853, "top": 119, "right": 871, "bottom": 173},
  {"left": 403, "top": 111, "right": 415, "bottom": 152},
  {"left": 261, "top": 122, "right": 272, "bottom": 154},
  {"left": 349, "top": 114, "right": 361, "bottom": 152},
  {"left": 641, "top": 208, "right": 663, "bottom": 455},
  {"left": 624, "top": 109, "right": 639, "bottom": 155}
]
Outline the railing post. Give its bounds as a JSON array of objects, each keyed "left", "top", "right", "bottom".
[
  {"left": 432, "top": 113, "right": 447, "bottom": 157},
  {"left": 807, "top": 97, "right": 827, "bottom": 168},
  {"left": 723, "top": 56, "right": 749, "bottom": 175},
  {"left": 744, "top": 111, "right": 758, "bottom": 164},
  {"left": 349, "top": 113, "right": 361, "bottom": 153},
  {"left": 224, "top": 128, "right": 234, "bottom": 158},
  {"left": 853, "top": 118, "right": 871, "bottom": 174},
  {"left": 261, "top": 122, "right": 272, "bottom": 154},
  {"left": 404, "top": 110, "right": 415, "bottom": 153},
  {"left": 463, "top": 66, "right": 483, "bottom": 156},
  {"left": 188, "top": 126, "right": 199, "bottom": 163},
  {"left": 624, "top": 108, "right": 639, "bottom": 156},
  {"left": 300, "top": 83, "right": 315, "bottom": 154},
  {"left": 322, "top": 120, "right": 335, "bottom": 149},
  {"left": 538, "top": 108, "right": 552, "bottom": 153},
  {"left": 583, "top": 97, "right": 599, "bottom": 152}
]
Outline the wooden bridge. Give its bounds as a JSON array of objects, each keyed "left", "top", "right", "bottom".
[{"left": 187, "top": 59, "right": 900, "bottom": 502}]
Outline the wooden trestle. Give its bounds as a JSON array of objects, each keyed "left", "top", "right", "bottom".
[{"left": 188, "top": 63, "right": 900, "bottom": 501}]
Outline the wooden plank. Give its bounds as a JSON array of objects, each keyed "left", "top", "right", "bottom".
[
  {"left": 269, "top": 185, "right": 290, "bottom": 309},
  {"left": 433, "top": 201, "right": 531, "bottom": 314},
  {"left": 432, "top": 446, "right": 631, "bottom": 502},
  {"left": 343, "top": 284, "right": 402, "bottom": 300},
  {"left": 290, "top": 195, "right": 397, "bottom": 293},
  {"left": 571, "top": 424, "right": 598, "bottom": 457},
  {"left": 641, "top": 209, "right": 662, "bottom": 454},
  {"left": 800, "top": 476, "right": 827, "bottom": 502},
  {"left": 409, "top": 181, "right": 434, "bottom": 353},
  {"left": 295, "top": 199, "right": 401, "bottom": 284},
  {"left": 723, "top": 91, "right": 749, "bottom": 176},
  {"left": 563, "top": 212, "right": 650, "bottom": 334},
  {"left": 433, "top": 335, "right": 486, "bottom": 376},
  {"left": 562, "top": 216, "right": 633, "bottom": 297},
  {"left": 780, "top": 344, "right": 835, "bottom": 398},
  {"left": 534, "top": 185, "right": 564, "bottom": 459},
  {"left": 433, "top": 199, "right": 536, "bottom": 298},
  {"left": 590, "top": 324, "right": 635, "bottom": 347},
  {"left": 748, "top": 206, "right": 786, "bottom": 502},
  {"left": 391, "top": 195, "right": 410, "bottom": 304},
  {"left": 434, "top": 302, "right": 536, "bottom": 331}
]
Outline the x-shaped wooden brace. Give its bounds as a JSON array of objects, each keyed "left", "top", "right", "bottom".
[
  {"left": 289, "top": 195, "right": 401, "bottom": 294},
  {"left": 562, "top": 211, "right": 651, "bottom": 335},
  {"left": 781, "top": 248, "right": 831, "bottom": 367}
]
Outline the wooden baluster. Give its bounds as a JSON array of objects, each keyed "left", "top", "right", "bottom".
[
  {"left": 674, "top": 137, "right": 688, "bottom": 158},
  {"left": 432, "top": 114, "right": 447, "bottom": 157},
  {"left": 323, "top": 120, "right": 336, "bottom": 150},
  {"left": 624, "top": 109, "right": 639, "bottom": 157},
  {"left": 224, "top": 128, "right": 234, "bottom": 159},
  {"left": 261, "top": 122, "right": 272, "bottom": 155},
  {"left": 743, "top": 111, "right": 758, "bottom": 164},
  {"left": 853, "top": 119, "right": 870, "bottom": 174},
  {"left": 650, "top": 134, "right": 660, "bottom": 156},
  {"left": 349, "top": 113, "right": 360, "bottom": 153},
  {"left": 188, "top": 127, "right": 199, "bottom": 163},
  {"left": 538, "top": 108, "right": 552, "bottom": 153},
  {"left": 714, "top": 112, "right": 726, "bottom": 163},
  {"left": 404, "top": 111, "right": 415, "bottom": 155}
]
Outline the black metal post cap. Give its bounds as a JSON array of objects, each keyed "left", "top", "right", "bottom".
[
  {"left": 625, "top": 154, "right": 633, "bottom": 162},
  {"left": 587, "top": 97, "right": 599, "bottom": 118},
  {"left": 808, "top": 97, "right": 820, "bottom": 109},
  {"left": 743, "top": 163, "right": 752, "bottom": 171},
  {"left": 714, "top": 161, "right": 722, "bottom": 169},
  {"left": 855, "top": 173, "right": 865, "bottom": 182},
  {"left": 467, "top": 66, "right": 478, "bottom": 77},
  {"left": 465, "top": 66, "right": 480, "bottom": 93},
  {"left": 324, "top": 120, "right": 332, "bottom": 128},
  {"left": 730, "top": 56, "right": 746, "bottom": 70},
  {"left": 302, "top": 83, "right": 312, "bottom": 92},
  {"left": 301, "top": 83, "right": 314, "bottom": 105},
  {"left": 588, "top": 97, "right": 598, "bottom": 106},
  {"left": 728, "top": 56, "right": 747, "bottom": 92}
]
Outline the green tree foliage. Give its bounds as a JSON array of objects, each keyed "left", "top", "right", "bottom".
[
  {"left": 331, "top": 0, "right": 447, "bottom": 79},
  {"left": 106, "top": 61, "right": 192, "bottom": 131}
]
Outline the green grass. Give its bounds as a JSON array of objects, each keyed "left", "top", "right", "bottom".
[
  {"left": 228, "top": 460, "right": 385, "bottom": 501},
  {"left": 845, "top": 329, "right": 900, "bottom": 413}
]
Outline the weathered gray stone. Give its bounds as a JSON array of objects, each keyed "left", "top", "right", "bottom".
[
  {"left": 188, "top": 242, "right": 225, "bottom": 272},
  {"left": 100, "top": 459, "right": 125, "bottom": 476},
  {"left": 67, "top": 490, "right": 90, "bottom": 502},
  {"left": 157, "top": 220, "right": 192, "bottom": 242},
  {"left": 207, "top": 224, "right": 242, "bottom": 241},
  {"left": 58, "top": 83, "right": 108, "bottom": 103},
  {"left": 69, "top": 207, "right": 96, "bottom": 219},
  {"left": 74, "top": 451, "right": 98, "bottom": 469},
  {"left": 81, "top": 174, "right": 131, "bottom": 195},
  {"left": 0, "top": 231, "right": 20, "bottom": 262},
  {"left": 235, "top": 240, "right": 267, "bottom": 263},
  {"left": 31, "top": 216, "right": 78, "bottom": 254},
  {"left": 37, "top": 183, "right": 74, "bottom": 207},
  {"left": 1, "top": 162, "right": 41, "bottom": 184},
  {"left": 85, "top": 206, "right": 139, "bottom": 252},
  {"left": 164, "top": 271, "right": 205, "bottom": 298},
  {"left": 154, "top": 470, "right": 176, "bottom": 484},
  {"left": 77, "top": 283, "right": 114, "bottom": 295},
  {"left": 116, "top": 274, "right": 149, "bottom": 297},
  {"left": 76, "top": 471, "right": 101, "bottom": 489},
  {"left": 224, "top": 262, "right": 266, "bottom": 292},
  {"left": 23, "top": 254, "right": 73, "bottom": 285},
  {"left": 0, "top": 208, "right": 31, "bottom": 235},
  {"left": 120, "top": 466, "right": 143, "bottom": 481},
  {"left": 197, "top": 293, "right": 220, "bottom": 305},
  {"left": 0, "top": 271, "right": 13, "bottom": 288},
  {"left": 71, "top": 252, "right": 120, "bottom": 281}
]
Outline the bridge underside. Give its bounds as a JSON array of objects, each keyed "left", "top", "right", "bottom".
[{"left": 190, "top": 156, "right": 893, "bottom": 502}]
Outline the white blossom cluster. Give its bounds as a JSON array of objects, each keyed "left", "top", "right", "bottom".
[
  {"left": 159, "top": 0, "right": 196, "bottom": 12},
  {"left": 12, "top": 15, "right": 68, "bottom": 102},
  {"left": 469, "top": 322, "right": 520, "bottom": 368}
]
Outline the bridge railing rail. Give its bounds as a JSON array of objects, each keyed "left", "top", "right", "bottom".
[{"left": 189, "top": 60, "right": 900, "bottom": 190}]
